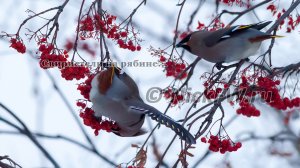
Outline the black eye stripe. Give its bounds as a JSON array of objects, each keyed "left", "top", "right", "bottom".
[
  {"left": 180, "top": 33, "right": 192, "bottom": 44},
  {"left": 182, "top": 45, "right": 191, "bottom": 52}
]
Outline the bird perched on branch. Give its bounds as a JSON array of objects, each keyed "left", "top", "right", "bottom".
[
  {"left": 176, "top": 21, "right": 282, "bottom": 68},
  {"left": 89, "top": 66, "right": 196, "bottom": 144}
]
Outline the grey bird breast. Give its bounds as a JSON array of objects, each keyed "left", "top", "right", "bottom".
[{"left": 90, "top": 74, "right": 144, "bottom": 126}]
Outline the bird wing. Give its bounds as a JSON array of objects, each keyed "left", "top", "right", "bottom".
[
  {"left": 204, "top": 21, "right": 272, "bottom": 47},
  {"left": 124, "top": 100, "right": 196, "bottom": 144},
  {"left": 116, "top": 70, "right": 143, "bottom": 101}
]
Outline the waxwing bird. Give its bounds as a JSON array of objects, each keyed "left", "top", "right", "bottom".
[
  {"left": 176, "top": 21, "right": 282, "bottom": 65},
  {"left": 89, "top": 67, "right": 196, "bottom": 144}
]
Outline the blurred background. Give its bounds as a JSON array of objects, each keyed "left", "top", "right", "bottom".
[{"left": 0, "top": 0, "right": 300, "bottom": 167}]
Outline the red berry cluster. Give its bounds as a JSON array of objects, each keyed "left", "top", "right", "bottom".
[
  {"left": 10, "top": 38, "right": 26, "bottom": 54},
  {"left": 148, "top": 47, "right": 188, "bottom": 80},
  {"left": 236, "top": 101, "right": 260, "bottom": 117},
  {"left": 79, "top": 107, "right": 118, "bottom": 136},
  {"left": 209, "top": 19, "right": 225, "bottom": 31},
  {"left": 201, "top": 135, "right": 242, "bottom": 154},
  {"left": 38, "top": 38, "right": 90, "bottom": 80},
  {"left": 286, "top": 15, "right": 300, "bottom": 33},
  {"left": 267, "top": 4, "right": 277, "bottom": 15},
  {"left": 117, "top": 38, "right": 141, "bottom": 51},
  {"left": 267, "top": 4, "right": 300, "bottom": 33},
  {"left": 195, "top": 19, "right": 225, "bottom": 32},
  {"left": 76, "top": 101, "right": 86, "bottom": 109},
  {"left": 219, "top": 0, "right": 252, "bottom": 7},
  {"left": 163, "top": 88, "right": 185, "bottom": 105},
  {"left": 237, "top": 76, "right": 257, "bottom": 98},
  {"left": 80, "top": 16, "right": 94, "bottom": 32},
  {"left": 235, "top": 75, "right": 261, "bottom": 117},
  {"left": 256, "top": 77, "right": 300, "bottom": 110},
  {"left": 39, "top": 42, "right": 68, "bottom": 69},
  {"left": 60, "top": 66, "right": 90, "bottom": 80},
  {"left": 79, "top": 13, "right": 141, "bottom": 51},
  {"left": 235, "top": 75, "right": 300, "bottom": 117},
  {"left": 164, "top": 60, "right": 187, "bottom": 79},
  {"left": 204, "top": 87, "right": 222, "bottom": 99},
  {"left": 181, "top": 19, "right": 223, "bottom": 35},
  {"left": 77, "top": 74, "right": 94, "bottom": 100}
]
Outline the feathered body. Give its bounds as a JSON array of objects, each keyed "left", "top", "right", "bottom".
[
  {"left": 89, "top": 67, "right": 196, "bottom": 144},
  {"left": 177, "top": 21, "right": 281, "bottom": 63}
]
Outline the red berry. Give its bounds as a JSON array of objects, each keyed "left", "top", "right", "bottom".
[
  {"left": 235, "top": 142, "right": 242, "bottom": 148},
  {"left": 201, "top": 137, "right": 207, "bottom": 143}
]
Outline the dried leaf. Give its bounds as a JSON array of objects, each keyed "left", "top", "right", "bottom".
[{"left": 133, "top": 147, "right": 147, "bottom": 168}]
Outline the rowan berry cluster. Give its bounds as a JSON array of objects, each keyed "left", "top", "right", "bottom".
[
  {"left": 39, "top": 44, "right": 67, "bottom": 70},
  {"left": 204, "top": 87, "right": 223, "bottom": 99},
  {"left": 219, "top": 0, "right": 253, "bottom": 7},
  {"left": 76, "top": 101, "right": 86, "bottom": 109},
  {"left": 10, "top": 38, "right": 26, "bottom": 54},
  {"left": 267, "top": 4, "right": 300, "bottom": 32},
  {"left": 201, "top": 135, "right": 242, "bottom": 154},
  {"left": 236, "top": 101, "right": 260, "bottom": 117},
  {"left": 235, "top": 75, "right": 300, "bottom": 118},
  {"left": 209, "top": 19, "right": 225, "bottom": 31},
  {"left": 164, "top": 60, "right": 188, "bottom": 79},
  {"left": 179, "top": 18, "right": 225, "bottom": 38},
  {"left": 79, "top": 13, "right": 141, "bottom": 51},
  {"left": 234, "top": 75, "right": 263, "bottom": 117},
  {"left": 61, "top": 66, "right": 90, "bottom": 80},
  {"left": 38, "top": 38, "right": 90, "bottom": 80},
  {"left": 79, "top": 107, "right": 118, "bottom": 136},
  {"left": 77, "top": 74, "right": 94, "bottom": 100},
  {"left": 195, "top": 19, "right": 225, "bottom": 32},
  {"left": 38, "top": 39, "right": 67, "bottom": 68},
  {"left": 256, "top": 77, "right": 300, "bottom": 110},
  {"left": 163, "top": 88, "right": 185, "bottom": 105},
  {"left": 149, "top": 47, "right": 188, "bottom": 80}
]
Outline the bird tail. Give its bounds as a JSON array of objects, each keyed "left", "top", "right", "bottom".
[
  {"left": 249, "top": 35, "right": 284, "bottom": 43},
  {"left": 126, "top": 101, "right": 196, "bottom": 144}
]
